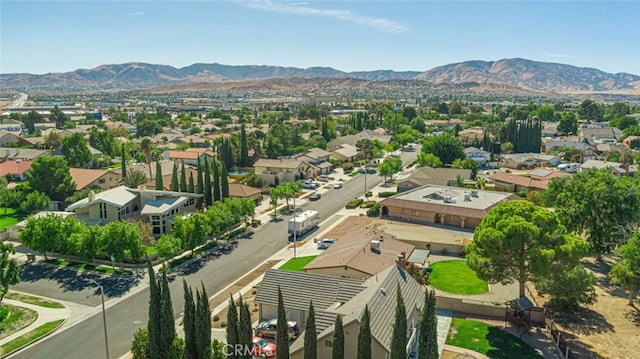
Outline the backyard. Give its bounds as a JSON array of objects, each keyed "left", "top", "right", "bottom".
[
  {"left": 0, "top": 208, "right": 26, "bottom": 231},
  {"left": 277, "top": 255, "right": 317, "bottom": 272},
  {"left": 429, "top": 260, "right": 489, "bottom": 295}
]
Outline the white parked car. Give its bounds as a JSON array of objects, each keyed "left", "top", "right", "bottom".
[
  {"left": 317, "top": 175, "right": 329, "bottom": 182},
  {"left": 333, "top": 182, "right": 342, "bottom": 189},
  {"left": 317, "top": 238, "right": 336, "bottom": 249}
]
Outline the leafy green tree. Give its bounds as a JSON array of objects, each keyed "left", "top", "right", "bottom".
[
  {"left": 183, "top": 280, "right": 197, "bottom": 359},
  {"left": 131, "top": 328, "right": 149, "bottom": 359},
  {"left": 180, "top": 162, "right": 188, "bottom": 193},
  {"left": 421, "top": 133, "right": 464, "bottom": 165},
  {"left": 100, "top": 221, "right": 144, "bottom": 263},
  {"left": 356, "top": 306, "right": 371, "bottom": 359},
  {"left": 332, "top": 314, "right": 344, "bottom": 359},
  {"left": 226, "top": 294, "right": 239, "bottom": 359},
  {"left": 577, "top": 100, "right": 604, "bottom": 122},
  {"left": 27, "top": 156, "right": 76, "bottom": 202},
  {"left": 356, "top": 139, "right": 374, "bottom": 165},
  {"left": 157, "top": 234, "right": 182, "bottom": 260},
  {"left": 418, "top": 289, "right": 438, "bottom": 359},
  {"left": 238, "top": 295, "right": 252, "bottom": 359},
  {"left": 304, "top": 301, "right": 317, "bottom": 359},
  {"left": 378, "top": 156, "right": 403, "bottom": 183},
  {"left": 0, "top": 242, "right": 20, "bottom": 305},
  {"left": 80, "top": 226, "right": 102, "bottom": 263},
  {"left": 20, "top": 214, "right": 66, "bottom": 260},
  {"left": 123, "top": 169, "right": 148, "bottom": 188},
  {"left": 171, "top": 162, "right": 179, "bottom": 191},
  {"left": 276, "top": 286, "right": 290, "bottom": 359},
  {"left": 467, "top": 200, "right": 591, "bottom": 299},
  {"left": 50, "top": 105, "right": 68, "bottom": 129},
  {"left": 23, "top": 110, "right": 42, "bottom": 134},
  {"left": 390, "top": 285, "right": 407, "bottom": 359},
  {"left": 610, "top": 233, "right": 640, "bottom": 305},
  {"left": 536, "top": 262, "right": 596, "bottom": 310},
  {"left": 535, "top": 105, "right": 556, "bottom": 122},
  {"left": 543, "top": 168, "right": 640, "bottom": 256},
  {"left": 417, "top": 152, "right": 443, "bottom": 168},
  {"left": 20, "top": 191, "right": 50, "bottom": 214},
  {"left": 61, "top": 133, "right": 92, "bottom": 168},
  {"left": 155, "top": 161, "right": 164, "bottom": 190},
  {"left": 557, "top": 112, "right": 578, "bottom": 135}
]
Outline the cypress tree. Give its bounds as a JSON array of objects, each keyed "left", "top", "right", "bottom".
[
  {"left": 331, "top": 315, "right": 344, "bottom": 359},
  {"left": 304, "top": 301, "right": 317, "bottom": 359},
  {"left": 212, "top": 160, "right": 221, "bottom": 202},
  {"left": 221, "top": 164, "right": 229, "bottom": 199},
  {"left": 390, "top": 284, "right": 407, "bottom": 359},
  {"left": 356, "top": 306, "right": 371, "bottom": 359},
  {"left": 121, "top": 143, "right": 127, "bottom": 178},
  {"left": 195, "top": 283, "right": 211, "bottom": 359},
  {"left": 204, "top": 157, "right": 212, "bottom": 207},
  {"left": 155, "top": 161, "right": 164, "bottom": 190},
  {"left": 188, "top": 172, "right": 195, "bottom": 193},
  {"left": 147, "top": 261, "right": 161, "bottom": 359},
  {"left": 226, "top": 294, "right": 239, "bottom": 359},
  {"left": 183, "top": 279, "right": 197, "bottom": 359},
  {"left": 171, "top": 162, "right": 179, "bottom": 191},
  {"left": 180, "top": 161, "right": 188, "bottom": 192},
  {"left": 159, "top": 266, "right": 176, "bottom": 355},
  {"left": 238, "top": 295, "right": 252, "bottom": 359},
  {"left": 418, "top": 289, "right": 439, "bottom": 359},
  {"left": 196, "top": 159, "right": 204, "bottom": 195},
  {"left": 276, "top": 286, "right": 290, "bottom": 359},
  {"left": 240, "top": 123, "right": 249, "bottom": 167}
]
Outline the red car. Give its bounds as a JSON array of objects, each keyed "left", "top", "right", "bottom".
[{"left": 252, "top": 336, "right": 276, "bottom": 358}]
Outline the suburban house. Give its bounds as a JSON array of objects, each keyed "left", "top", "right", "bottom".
[
  {"left": 69, "top": 168, "right": 123, "bottom": 191},
  {"left": 326, "top": 130, "right": 392, "bottom": 152},
  {"left": 66, "top": 185, "right": 202, "bottom": 235},
  {"left": 0, "top": 147, "right": 49, "bottom": 161},
  {"left": 543, "top": 139, "right": 595, "bottom": 160},
  {"left": 292, "top": 147, "right": 334, "bottom": 175},
  {"left": 458, "top": 126, "right": 491, "bottom": 145},
  {"left": 0, "top": 131, "right": 20, "bottom": 147},
  {"left": 303, "top": 229, "right": 416, "bottom": 279},
  {"left": 379, "top": 185, "right": 519, "bottom": 229},
  {"left": 107, "top": 121, "right": 136, "bottom": 134},
  {"left": 489, "top": 169, "right": 570, "bottom": 192},
  {"left": 396, "top": 166, "right": 472, "bottom": 192},
  {"left": 170, "top": 135, "right": 208, "bottom": 148},
  {"left": 0, "top": 123, "right": 24, "bottom": 134},
  {"left": 142, "top": 165, "right": 199, "bottom": 191},
  {"left": 622, "top": 135, "right": 639, "bottom": 148},
  {"left": 228, "top": 183, "right": 262, "bottom": 202},
  {"left": 425, "top": 118, "right": 464, "bottom": 130},
  {"left": 254, "top": 265, "right": 426, "bottom": 359},
  {"left": 580, "top": 159, "right": 638, "bottom": 177},
  {"left": 498, "top": 153, "right": 560, "bottom": 169},
  {"left": 579, "top": 126, "right": 622, "bottom": 144},
  {"left": 330, "top": 144, "right": 359, "bottom": 164},
  {"left": 253, "top": 158, "right": 316, "bottom": 186},
  {"left": 163, "top": 149, "right": 215, "bottom": 167},
  {"left": 0, "top": 159, "right": 32, "bottom": 181},
  {"left": 464, "top": 147, "right": 492, "bottom": 168},
  {"left": 127, "top": 160, "right": 177, "bottom": 180}
]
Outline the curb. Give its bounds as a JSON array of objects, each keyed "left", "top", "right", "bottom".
[{"left": 1, "top": 317, "right": 68, "bottom": 359}]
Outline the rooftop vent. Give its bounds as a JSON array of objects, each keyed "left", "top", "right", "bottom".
[
  {"left": 464, "top": 194, "right": 471, "bottom": 202},
  {"left": 471, "top": 190, "right": 479, "bottom": 197},
  {"left": 370, "top": 240, "right": 380, "bottom": 250},
  {"left": 443, "top": 197, "right": 455, "bottom": 203}
]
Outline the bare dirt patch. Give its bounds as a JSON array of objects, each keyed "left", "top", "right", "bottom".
[
  {"left": 208, "top": 260, "right": 280, "bottom": 329},
  {"left": 441, "top": 351, "right": 477, "bottom": 359},
  {"left": 536, "top": 257, "right": 640, "bottom": 359}
]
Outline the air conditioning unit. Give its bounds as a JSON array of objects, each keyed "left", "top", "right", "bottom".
[
  {"left": 471, "top": 190, "right": 479, "bottom": 197},
  {"left": 370, "top": 240, "right": 380, "bottom": 250}
]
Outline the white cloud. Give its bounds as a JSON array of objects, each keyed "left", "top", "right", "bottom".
[
  {"left": 237, "top": 0, "right": 409, "bottom": 33},
  {"left": 127, "top": 12, "right": 145, "bottom": 17}
]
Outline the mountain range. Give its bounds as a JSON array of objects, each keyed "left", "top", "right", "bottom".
[{"left": 1, "top": 58, "right": 639, "bottom": 95}]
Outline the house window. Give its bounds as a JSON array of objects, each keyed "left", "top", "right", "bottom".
[
  {"left": 98, "top": 179, "right": 106, "bottom": 184},
  {"left": 99, "top": 203, "right": 107, "bottom": 219},
  {"left": 324, "top": 340, "right": 332, "bottom": 347}
]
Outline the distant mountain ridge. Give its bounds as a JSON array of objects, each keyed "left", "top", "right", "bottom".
[{"left": 1, "top": 58, "right": 638, "bottom": 94}]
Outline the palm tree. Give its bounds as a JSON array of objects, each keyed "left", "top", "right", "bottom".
[
  {"left": 140, "top": 137, "right": 154, "bottom": 179},
  {"left": 122, "top": 169, "right": 148, "bottom": 188}
]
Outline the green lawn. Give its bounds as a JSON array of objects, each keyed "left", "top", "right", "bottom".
[
  {"left": 446, "top": 318, "right": 542, "bottom": 359},
  {"left": 0, "top": 305, "right": 37, "bottom": 337},
  {"left": 0, "top": 319, "right": 64, "bottom": 355},
  {"left": 278, "top": 255, "right": 317, "bottom": 272},
  {"left": 4, "top": 293, "right": 64, "bottom": 309},
  {"left": 0, "top": 208, "right": 26, "bottom": 231},
  {"left": 429, "top": 260, "right": 489, "bottom": 295}
]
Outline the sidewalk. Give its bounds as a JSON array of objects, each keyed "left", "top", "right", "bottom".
[{"left": 0, "top": 297, "right": 68, "bottom": 347}]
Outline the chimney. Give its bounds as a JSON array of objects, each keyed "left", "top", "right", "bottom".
[
  {"left": 396, "top": 254, "right": 406, "bottom": 268},
  {"left": 88, "top": 191, "right": 96, "bottom": 201},
  {"left": 464, "top": 193, "right": 471, "bottom": 201}
]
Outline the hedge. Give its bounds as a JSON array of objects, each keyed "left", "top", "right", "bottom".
[
  {"left": 345, "top": 199, "right": 364, "bottom": 209},
  {"left": 360, "top": 201, "right": 377, "bottom": 208},
  {"left": 378, "top": 191, "right": 399, "bottom": 197}
]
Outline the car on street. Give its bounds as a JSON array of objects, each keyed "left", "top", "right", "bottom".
[
  {"left": 317, "top": 238, "right": 336, "bottom": 249},
  {"left": 252, "top": 336, "right": 276, "bottom": 358},
  {"left": 309, "top": 192, "right": 321, "bottom": 201},
  {"left": 255, "top": 319, "right": 300, "bottom": 339},
  {"left": 333, "top": 182, "right": 342, "bottom": 189},
  {"left": 317, "top": 175, "right": 329, "bottom": 182}
]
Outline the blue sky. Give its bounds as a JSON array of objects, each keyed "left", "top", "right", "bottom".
[{"left": 1, "top": 1, "right": 639, "bottom": 75}]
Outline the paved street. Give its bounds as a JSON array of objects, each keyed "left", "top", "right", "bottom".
[{"left": 10, "top": 149, "right": 417, "bottom": 359}]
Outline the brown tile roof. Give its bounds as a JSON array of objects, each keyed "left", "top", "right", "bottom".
[
  {"left": 0, "top": 160, "right": 32, "bottom": 176},
  {"left": 254, "top": 158, "right": 306, "bottom": 169},
  {"left": 69, "top": 168, "right": 117, "bottom": 190},
  {"left": 167, "top": 151, "right": 201, "bottom": 160},
  {"left": 304, "top": 228, "right": 415, "bottom": 277},
  {"left": 228, "top": 183, "right": 262, "bottom": 198},
  {"left": 489, "top": 171, "right": 568, "bottom": 190}
]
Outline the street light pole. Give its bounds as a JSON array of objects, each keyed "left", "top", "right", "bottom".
[{"left": 87, "top": 279, "right": 110, "bottom": 359}]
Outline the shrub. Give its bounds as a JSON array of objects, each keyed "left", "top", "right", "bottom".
[
  {"left": 440, "top": 247, "right": 448, "bottom": 255},
  {"left": 341, "top": 162, "right": 354, "bottom": 172},
  {"left": 251, "top": 219, "right": 261, "bottom": 228},
  {"left": 365, "top": 191, "right": 373, "bottom": 197},
  {"left": 378, "top": 191, "right": 399, "bottom": 198},
  {"left": 367, "top": 204, "right": 380, "bottom": 217},
  {"left": 458, "top": 247, "right": 467, "bottom": 257},
  {"left": 360, "top": 200, "right": 377, "bottom": 208},
  {"left": 345, "top": 199, "right": 363, "bottom": 209}
]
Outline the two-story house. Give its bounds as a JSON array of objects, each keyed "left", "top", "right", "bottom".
[
  {"left": 253, "top": 158, "right": 316, "bottom": 186},
  {"left": 464, "top": 147, "right": 492, "bottom": 168},
  {"left": 69, "top": 168, "right": 123, "bottom": 191},
  {"left": 292, "top": 147, "right": 333, "bottom": 175}
]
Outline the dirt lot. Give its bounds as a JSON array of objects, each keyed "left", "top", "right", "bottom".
[
  {"left": 537, "top": 257, "right": 640, "bottom": 359},
  {"left": 208, "top": 260, "right": 280, "bottom": 328}
]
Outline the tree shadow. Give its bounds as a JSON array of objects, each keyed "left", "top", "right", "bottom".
[
  {"left": 548, "top": 306, "right": 615, "bottom": 335},
  {"left": 485, "top": 327, "right": 542, "bottom": 359},
  {"left": 583, "top": 259, "right": 629, "bottom": 299},
  {"left": 625, "top": 305, "right": 640, "bottom": 327}
]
